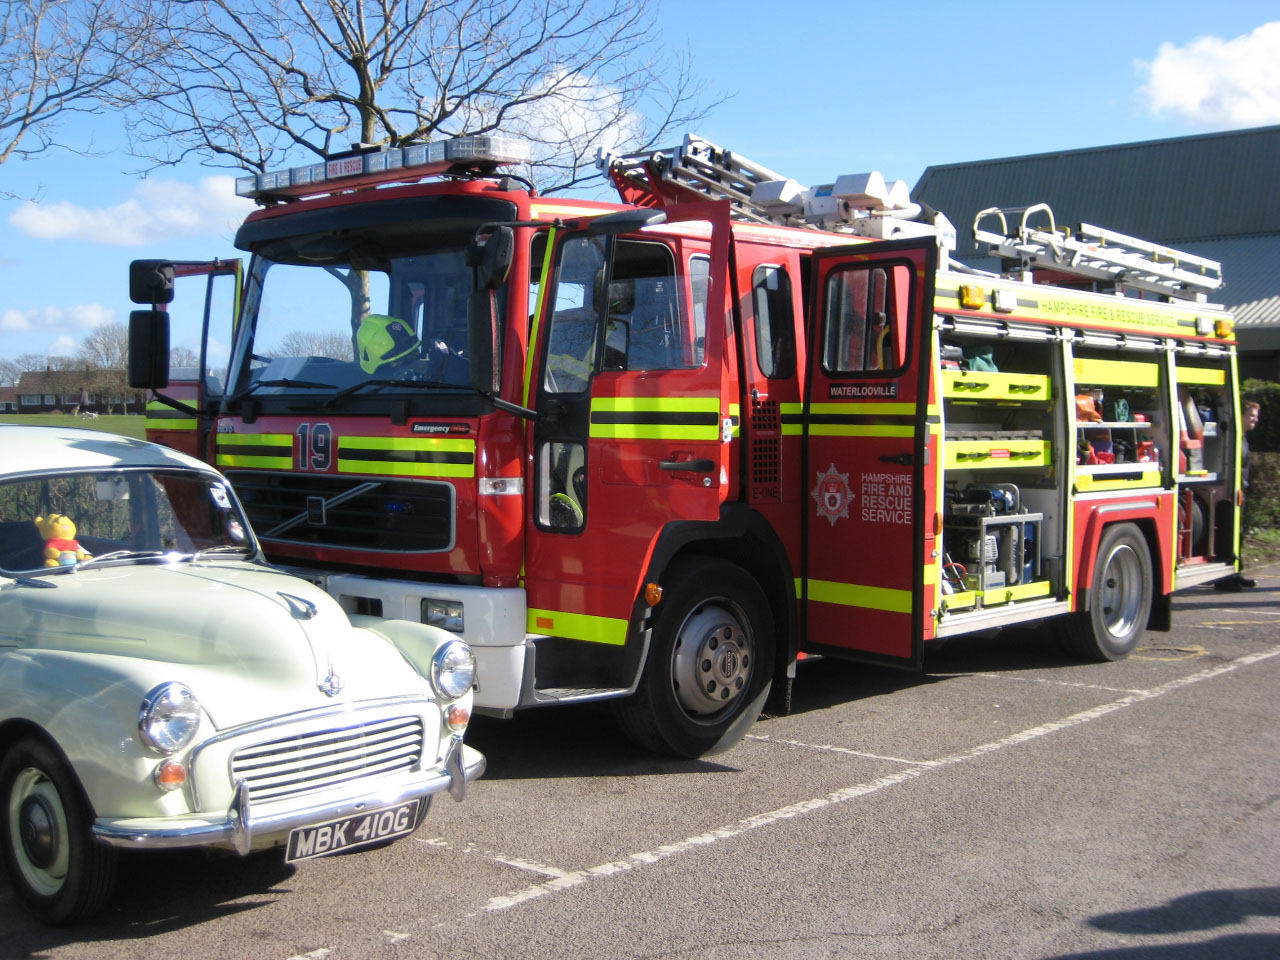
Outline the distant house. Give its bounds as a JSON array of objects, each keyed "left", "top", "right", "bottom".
[
  {"left": 912, "top": 125, "right": 1280, "bottom": 381},
  {"left": 0, "top": 386, "right": 17, "bottom": 413},
  {"left": 12, "top": 368, "right": 143, "bottom": 415}
]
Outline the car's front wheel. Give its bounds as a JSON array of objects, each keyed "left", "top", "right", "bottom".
[{"left": 0, "top": 737, "right": 118, "bottom": 924}]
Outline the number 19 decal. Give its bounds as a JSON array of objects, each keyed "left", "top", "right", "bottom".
[{"left": 297, "top": 423, "right": 333, "bottom": 471}]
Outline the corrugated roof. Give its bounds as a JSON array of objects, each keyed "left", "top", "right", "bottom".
[
  {"left": 1170, "top": 236, "right": 1280, "bottom": 326},
  {"left": 913, "top": 126, "right": 1280, "bottom": 343},
  {"left": 913, "top": 125, "right": 1280, "bottom": 258}
]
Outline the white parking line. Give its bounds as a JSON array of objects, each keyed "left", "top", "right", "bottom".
[
  {"left": 414, "top": 837, "right": 573, "bottom": 878},
  {"left": 482, "top": 646, "right": 1280, "bottom": 914},
  {"left": 745, "top": 734, "right": 940, "bottom": 766},
  {"left": 933, "top": 672, "right": 1146, "bottom": 694}
]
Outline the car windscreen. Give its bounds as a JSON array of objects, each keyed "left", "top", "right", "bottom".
[{"left": 0, "top": 468, "right": 253, "bottom": 575}]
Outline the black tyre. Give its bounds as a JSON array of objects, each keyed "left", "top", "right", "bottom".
[
  {"left": 614, "top": 559, "right": 774, "bottom": 758},
  {"left": 1058, "top": 523, "right": 1153, "bottom": 661},
  {"left": 0, "top": 737, "right": 118, "bottom": 924}
]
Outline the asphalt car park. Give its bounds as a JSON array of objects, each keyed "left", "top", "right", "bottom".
[{"left": 3, "top": 567, "right": 1279, "bottom": 959}]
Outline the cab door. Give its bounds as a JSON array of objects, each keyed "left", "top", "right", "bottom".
[
  {"left": 133, "top": 258, "right": 242, "bottom": 460},
  {"left": 802, "top": 238, "right": 936, "bottom": 667},
  {"left": 523, "top": 203, "right": 733, "bottom": 657}
]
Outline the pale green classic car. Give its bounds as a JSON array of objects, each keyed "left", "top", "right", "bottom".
[{"left": 0, "top": 425, "right": 485, "bottom": 923}]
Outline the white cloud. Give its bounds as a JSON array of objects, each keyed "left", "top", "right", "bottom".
[
  {"left": 46, "top": 335, "right": 78, "bottom": 356},
  {"left": 0, "top": 304, "right": 115, "bottom": 333},
  {"left": 1137, "top": 22, "right": 1280, "bottom": 127},
  {"left": 8, "top": 177, "right": 255, "bottom": 246}
]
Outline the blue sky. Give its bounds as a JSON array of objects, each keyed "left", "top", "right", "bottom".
[{"left": 3, "top": 0, "right": 1279, "bottom": 365}]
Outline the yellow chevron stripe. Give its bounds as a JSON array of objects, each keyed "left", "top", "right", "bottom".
[
  {"left": 806, "top": 578, "right": 912, "bottom": 614},
  {"left": 527, "top": 608, "right": 627, "bottom": 645}
]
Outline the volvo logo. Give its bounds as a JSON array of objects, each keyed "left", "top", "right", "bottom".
[{"left": 718, "top": 648, "right": 739, "bottom": 679}]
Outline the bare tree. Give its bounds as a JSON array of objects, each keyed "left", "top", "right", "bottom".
[
  {"left": 13, "top": 352, "right": 53, "bottom": 372},
  {"left": 277, "top": 329, "right": 352, "bottom": 359},
  {"left": 78, "top": 321, "right": 134, "bottom": 413},
  {"left": 169, "top": 344, "right": 200, "bottom": 367},
  {"left": 0, "top": 0, "right": 160, "bottom": 176},
  {"left": 126, "top": 0, "right": 717, "bottom": 192},
  {"left": 0, "top": 358, "right": 21, "bottom": 385}
]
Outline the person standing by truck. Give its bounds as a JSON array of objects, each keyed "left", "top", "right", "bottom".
[{"left": 1217, "top": 399, "right": 1261, "bottom": 590}]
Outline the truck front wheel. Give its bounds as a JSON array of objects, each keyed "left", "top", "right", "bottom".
[{"left": 614, "top": 559, "right": 774, "bottom": 758}]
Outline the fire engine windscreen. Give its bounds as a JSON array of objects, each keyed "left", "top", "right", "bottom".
[{"left": 229, "top": 216, "right": 510, "bottom": 402}]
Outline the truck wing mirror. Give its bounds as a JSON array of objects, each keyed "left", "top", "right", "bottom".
[
  {"left": 467, "top": 289, "right": 536, "bottom": 420},
  {"left": 468, "top": 225, "right": 515, "bottom": 291},
  {"left": 128, "top": 310, "right": 170, "bottom": 388},
  {"left": 129, "top": 260, "right": 175, "bottom": 305},
  {"left": 467, "top": 293, "right": 498, "bottom": 395}
]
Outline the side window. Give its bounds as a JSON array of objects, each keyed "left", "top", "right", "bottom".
[
  {"left": 544, "top": 236, "right": 607, "bottom": 394},
  {"left": 690, "top": 255, "right": 710, "bottom": 365},
  {"left": 606, "top": 240, "right": 691, "bottom": 371},
  {"left": 752, "top": 264, "right": 795, "bottom": 379},
  {"left": 535, "top": 441, "right": 587, "bottom": 532},
  {"left": 822, "top": 264, "right": 908, "bottom": 374}
]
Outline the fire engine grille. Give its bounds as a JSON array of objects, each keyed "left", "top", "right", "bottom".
[
  {"left": 225, "top": 472, "right": 454, "bottom": 552},
  {"left": 230, "top": 716, "right": 425, "bottom": 804}
]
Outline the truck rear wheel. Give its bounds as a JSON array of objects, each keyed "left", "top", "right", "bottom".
[
  {"left": 613, "top": 559, "right": 774, "bottom": 758},
  {"left": 1058, "top": 523, "right": 1153, "bottom": 661}
]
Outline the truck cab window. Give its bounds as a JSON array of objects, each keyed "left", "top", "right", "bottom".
[
  {"left": 823, "top": 265, "right": 905, "bottom": 374},
  {"left": 753, "top": 264, "right": 795, "bottom": 379}
]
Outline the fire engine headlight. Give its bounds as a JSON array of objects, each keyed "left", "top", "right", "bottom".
[
  {"left": 422, "top": 598, "right": 464, "bottom": 633},
  {"left": 431, "top": 640, "right": 475, "bottom": 701},
  {"left": 139, "top": 683, "right": 201, "bottom": 755}
]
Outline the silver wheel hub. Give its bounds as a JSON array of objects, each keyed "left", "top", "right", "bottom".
[
  {"left": 672, "top": 602, "right": 752, "bottom": 716},
  {"left": 1100, "top": 544, "right": 1142, "bottom": 638}
]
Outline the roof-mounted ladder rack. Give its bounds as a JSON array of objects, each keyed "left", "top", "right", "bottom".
[
  {"left": 973, "top": 203, "right": 1222, "bottom": 302},
  {"left": 598, "top": 134, "right": 956, "bottom": 251},
  {"left": 599, "top": 134, "right": 789, "bottom": 225}
]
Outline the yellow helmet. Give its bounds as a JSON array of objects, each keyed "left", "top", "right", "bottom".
[{"left": 357, "top": 314, "right": 419, "bottom": 374}]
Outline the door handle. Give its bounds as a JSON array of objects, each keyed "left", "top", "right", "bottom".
[
  {"left": 660, "top": 458, "right": 716, "bottom": 473},
  {"left": 878, "top": 453, "right": 913, "bottom": 466}
]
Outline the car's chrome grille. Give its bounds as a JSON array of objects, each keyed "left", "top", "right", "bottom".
[{"left": 230, "top": 716, "right": 424, "bottom": 804}]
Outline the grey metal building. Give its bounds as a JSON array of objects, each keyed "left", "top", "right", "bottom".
[{"left": 912, "top": 125, "right": 1280, "bottom": 380}]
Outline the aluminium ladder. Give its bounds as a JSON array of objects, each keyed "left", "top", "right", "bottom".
[{"left": 973, "top": 203, "right": 1222, "bottom": 302}]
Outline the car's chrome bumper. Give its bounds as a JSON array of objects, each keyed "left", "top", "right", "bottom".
[{"left": 92, "top": 738, "right": 484, "bottom": 854}]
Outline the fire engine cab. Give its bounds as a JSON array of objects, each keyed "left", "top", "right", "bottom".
[{"left": 129, "top": 133, "right": 1245, "bottom": 757}]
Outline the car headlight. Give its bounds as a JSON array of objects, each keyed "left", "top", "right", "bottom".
[
  {"left": 139, "top": 683, "right": 201, "bottom": 755},
  {"left": 431, "top": 640, "right": 475, "bottom": 701}
]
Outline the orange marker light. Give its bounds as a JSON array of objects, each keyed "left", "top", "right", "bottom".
[
  {"left": 645, "top": 582, "right": 664, "bottom": 606},
  {"left": 447, "top": 704, "right": 470, "bottom": 732},
  {"left": 154, "top": 760, "right": 187, "bottom": 792}
]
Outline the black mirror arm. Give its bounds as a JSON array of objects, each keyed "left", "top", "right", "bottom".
[{"left": 477, "top": 390, "right": 537, "bottom": 421}]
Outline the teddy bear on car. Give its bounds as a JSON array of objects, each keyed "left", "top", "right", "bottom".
[{"left": 34, "top": 514, "right": 93, "bottom": 566}]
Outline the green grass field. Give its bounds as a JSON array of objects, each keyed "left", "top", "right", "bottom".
[{"left": 0, "top": 414, "right": 148, "bottom": 440}]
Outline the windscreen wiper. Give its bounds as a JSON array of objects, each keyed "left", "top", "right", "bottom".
[
  {"left": 322, "top": 377, "right": 460, "bottom": 407},
  {"left": 75, "top": 549, "right": 168, "bottom": 569},
  {"left": 190, "top": 544, "right": 256, "bottom": 562},
  {"left": 229, "top": 377, "right": 338, "bottom": 403}
]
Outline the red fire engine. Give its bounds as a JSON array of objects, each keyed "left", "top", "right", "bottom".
[{"left": 129, "top": 134, "right": 1245, "bottom": 757}]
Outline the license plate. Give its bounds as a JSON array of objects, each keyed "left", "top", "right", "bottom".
[{"left": 285, "top": 800, "right": 419, "bottom": 862}]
